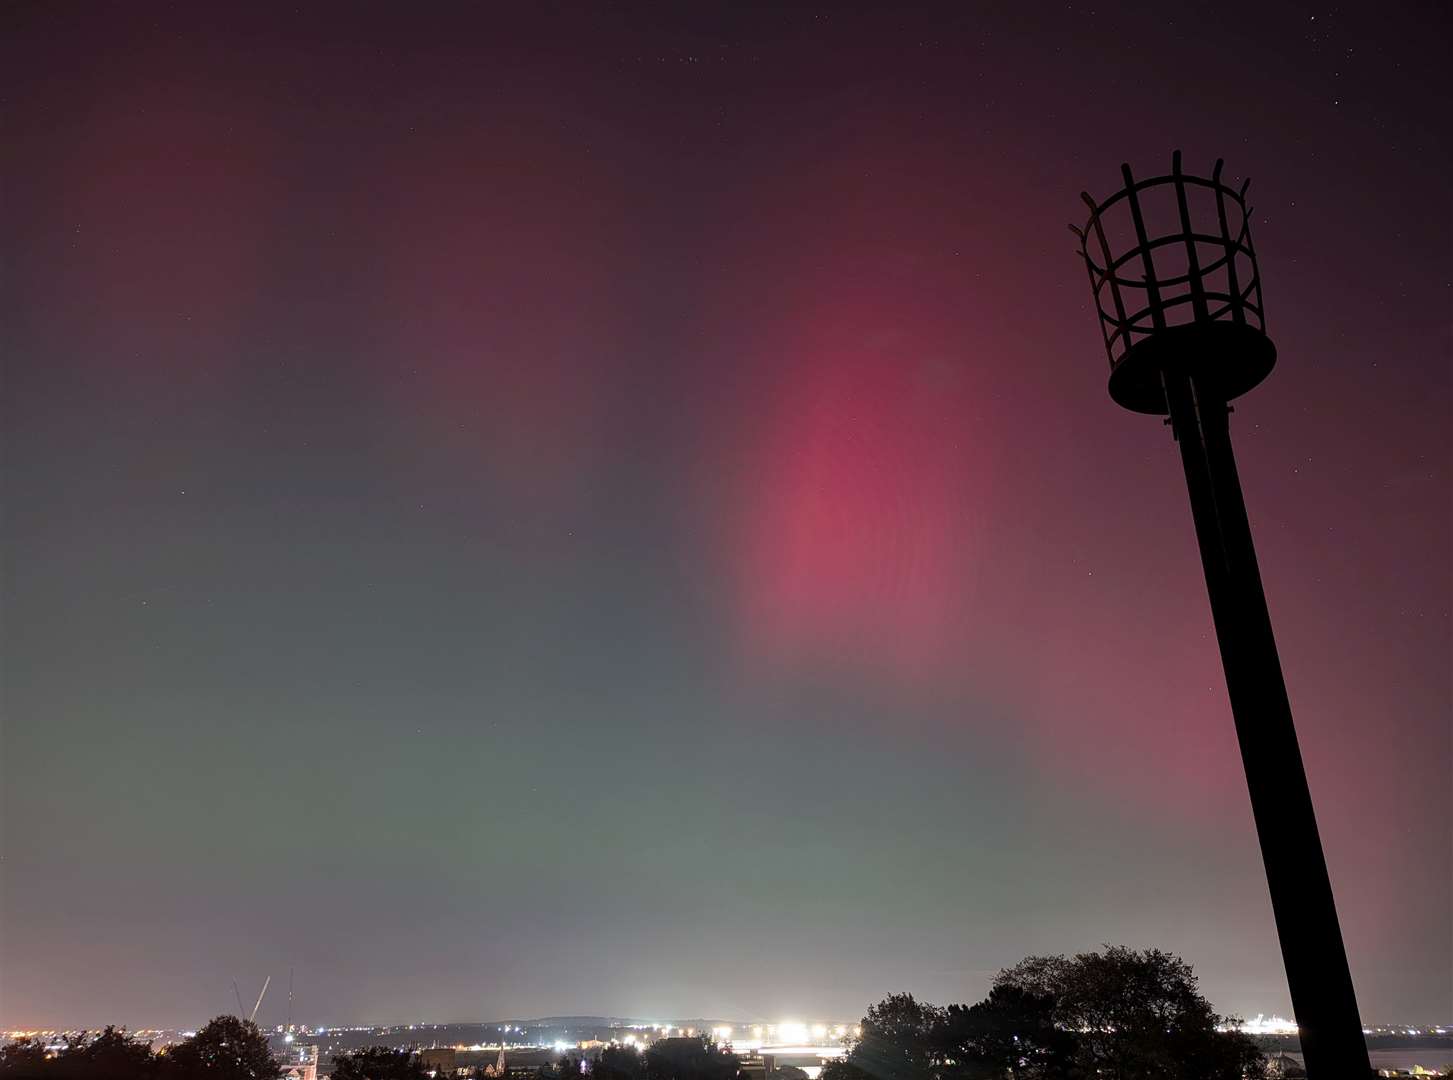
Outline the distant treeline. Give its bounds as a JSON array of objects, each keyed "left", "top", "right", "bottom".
[
  {"left": 0, "top": 1016, "right": 276, "bottom": 1080},
  {"left": 1, "top": 946, "right": 1421, "bottom": 1079}
]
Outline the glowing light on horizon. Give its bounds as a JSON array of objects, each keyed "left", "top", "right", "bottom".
[
  {"left": 775, "top": 1022, "right": 808, "bottom": 1044},
  {"left": 1226, "top": 1014, "right": 1299, "bottom": 1035}
]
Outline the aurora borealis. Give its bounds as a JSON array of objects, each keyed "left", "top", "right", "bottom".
[{"left": 2, "top": 1, "right": 1449, "bottom": 1031}]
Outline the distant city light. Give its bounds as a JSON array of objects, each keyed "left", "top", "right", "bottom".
[
  {"left": 776, "top": 1022, "right": 808, "bottom": 1044},
  {"left": 1228, "top": 1014, "right": 1299, "bottom": 1036}
]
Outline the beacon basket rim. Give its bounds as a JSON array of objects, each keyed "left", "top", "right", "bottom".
[{"left": 1070, "top": 150, "right": 1269, "bottom": 373}]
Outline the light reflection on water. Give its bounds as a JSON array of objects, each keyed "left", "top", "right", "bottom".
[{"left": 1284, "top": 1050, "right": 1452, "bottom": 1071}]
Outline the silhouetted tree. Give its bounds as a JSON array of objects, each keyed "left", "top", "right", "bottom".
[
  {"left": 0, "top": 1037, "right": 48, "bottom": 1079},
  {"left": 74, "top": 1028, "right": 163, "bottom": 1080},
  {"left": 817, "top": 1060, "right": 872, "bottom": 1080},
  {"left": 830, "top": 948, "right": 1262, "bottom": 1080},
  {"left": 643, "top": 1037, "right": 737, "bottom": 1080},
  {"left": 826, "top": 993, "right": 943, "bottom": 1080},
  {"left": 0, "top": 1027, "right": 162, "bottom": 1080},
  {"left": 937, "top": 986, "right": 1074, "bottom": 1079},
  {"left": 592, "top": 1046, "right": 645, "bottom": 1080},
  {"left": 996, "top": 946, "right": 1263, "bottom": 1079},
  {"left": 166, "top": 1017, "right": 280, "bottom": 1080},
  {"left": 330, "top": 1047, "right": 431, "bottom": 1080}
]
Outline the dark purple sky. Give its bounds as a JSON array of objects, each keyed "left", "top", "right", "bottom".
[{"left": 2, "top": 1, "right": 1448, "bottom": 1030}]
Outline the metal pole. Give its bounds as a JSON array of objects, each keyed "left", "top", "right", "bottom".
[{"left": 1163, "top": 368, "right": 1370, "bottom": 1077}]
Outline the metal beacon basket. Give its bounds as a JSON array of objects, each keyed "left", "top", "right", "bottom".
[{"left": 1071, "top": 150, "right": 1275, "bottom": 414}]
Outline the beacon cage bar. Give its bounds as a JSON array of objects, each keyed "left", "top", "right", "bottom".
[{"left": 1070, "top": 150, "right": 1275, "bottom": 414}]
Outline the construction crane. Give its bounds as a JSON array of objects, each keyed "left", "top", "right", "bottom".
[
  {"left": 232, "top": 975, "right": 271, "bottom": 1024},
  {"left": 249, "top": 975, "right": 271, "bottom": 1023}
]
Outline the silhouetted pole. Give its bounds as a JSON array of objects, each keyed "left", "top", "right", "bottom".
[{"left": 1071, "top": 152, "right": 1370, "bottom": 1078}]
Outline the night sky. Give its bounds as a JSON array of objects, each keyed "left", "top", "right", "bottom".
[{"left": 2, "top": 1, "right": 1449, "bottom": 1032}]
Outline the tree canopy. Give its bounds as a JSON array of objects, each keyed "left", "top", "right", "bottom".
[
  {"left": 996, "top": 946, "right": 1264, "bottom": 1079},
  {"left": 825, "top": 946, "right": 1263, "bottom": 1080},
  {"left": 0, "top": 1028, "right": 163, "bottom": 1080},
  {"left": 164, "top": 1017, "right": 281, "bottom": 1080},
  {"left": 591, "top": 1045, "right": 646, "bottom": 1080},
  {"left": 0, "top": 1019, "right": 279, "bottom": 1080},
  {"left": 643, "top": 1036, "right": 738, "bottom": 1080},
  {"left": 330, "top": 1046, "right": 432, "bottom": 1080}
]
